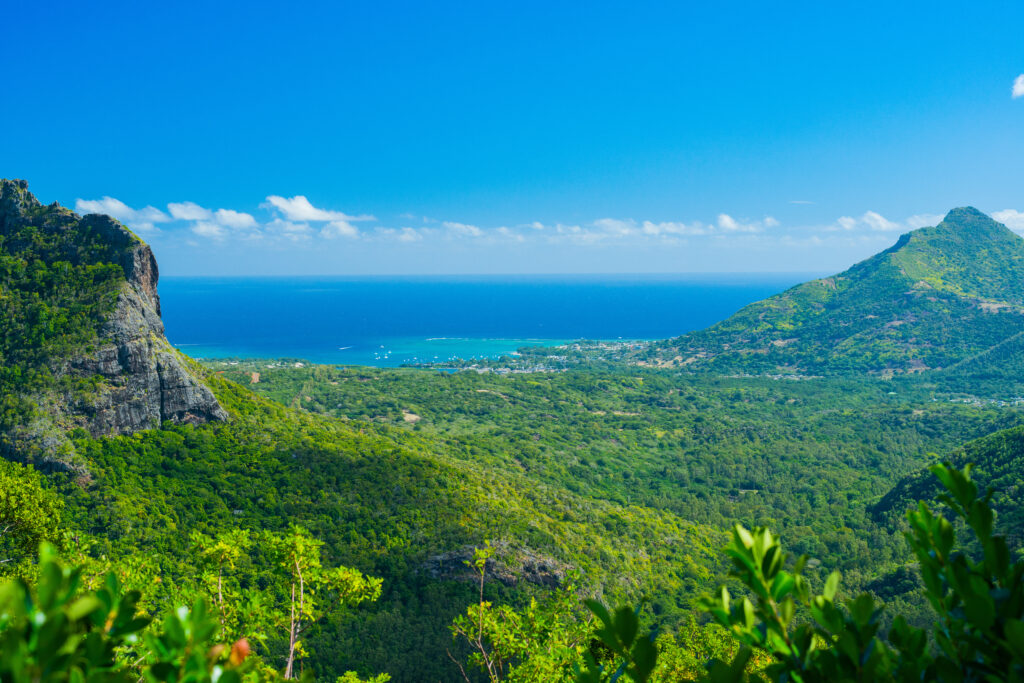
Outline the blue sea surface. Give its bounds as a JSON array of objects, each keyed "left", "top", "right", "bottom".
[{"left": 159, "top": 274, "right": 816, "bottom": 367}]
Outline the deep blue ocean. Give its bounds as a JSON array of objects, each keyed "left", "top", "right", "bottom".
[{"left": 159, "top": 274, "right": 816, "bottom": 367}]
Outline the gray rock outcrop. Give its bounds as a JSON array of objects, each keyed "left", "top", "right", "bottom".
[{"left": 422, "top": 542, "right": 567, "bottom": 588}]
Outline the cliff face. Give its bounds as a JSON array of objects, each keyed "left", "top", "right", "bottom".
[
  {"left": 68, "top": 244, "right": 228, "bottom": 435},
  {"left": 0, "top": 179, "right": 226, "bottom": 472}
]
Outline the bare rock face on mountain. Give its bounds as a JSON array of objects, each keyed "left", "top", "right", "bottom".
[
  {"left": 68, "top": 252, "right": 228, "bottom": 434},
  {"left": 422, "top": 542, "right": 567, "bottom": 588},
  {"left": 0, "top": 179, "right": 226, "bottom": 473}
]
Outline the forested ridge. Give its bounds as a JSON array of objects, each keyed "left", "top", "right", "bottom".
[
  {"left": 4, "top": 187, "right": 1024, "bottom": 681},
  {"left": 0, "top": 179, "right": 126, "bottom": 446}
]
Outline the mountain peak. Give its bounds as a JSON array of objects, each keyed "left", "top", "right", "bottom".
[
  {"left": 932, "top": 206, "right": 1014, "bottom": 240},
  {"left": 881, "top": 207, "right": 1019, "bottom": 262},
  {"left": 646, "top": 206, "right": 1024, "bottom": 376},
  {"left": 943, "top": 206, "right": 988, "bottom": 222},
  {"left": 0, "top": 178, "right": 43, "bottom": 226}
]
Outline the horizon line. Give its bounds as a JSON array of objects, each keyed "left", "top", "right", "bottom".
[{"left": 160, "top": 270, "right": 829, "bottom": 279}]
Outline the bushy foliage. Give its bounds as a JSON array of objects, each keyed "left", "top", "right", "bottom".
[
  {"left": 0, "top": 533, "right": 385, "bottom": 683},
  {"left": 0, "top": 544, "right": 255, "bottom": 683},
  {"left": 700, "top": 463, "right": 1024, "bottom": 682},
  {"left": 0, "top": 460, "right": 63, "bottom": 574},
  {"left": 450, "top": 543, "right": 592, "bottom": 682},
  {"left": 53, "top": 372, "right": 725, "bottom": 679},
  {"left": 876, "top": 423, "right": 1024, "bottom": 549}
]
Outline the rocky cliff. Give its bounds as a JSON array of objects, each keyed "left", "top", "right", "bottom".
[{"left": 0, "top": 179, "right": 226, "bottom": 473}]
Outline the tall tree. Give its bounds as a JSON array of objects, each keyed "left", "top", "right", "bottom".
[{"left": 0, "top": 460, "right": 62, "bottom": 574}]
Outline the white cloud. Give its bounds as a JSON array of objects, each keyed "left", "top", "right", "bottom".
[
  {"left": 168, "top": 201, "right": 213, "bottom": 221},
  {"left": 264, "top": 218, "right": 313, "bottom": 242},
  {"left": 168, "top": 201, "right": 258, "bottom": 231},
  {"left": 547, "top": 221, "right": 611, "bottom": 244},
  {"left": 75, "top": 196, "right": 170, "bottom": 232},
  {"left": 833, "top": 211, "right": 899, "bottom": 232},
  {"left": 378, "top": 227, "right": 424, "bottom": 242},
  {"left": 836, "top": 216, "right": 858, "bottom": 231},
  {"left": 904, "top": 213, "right": 944, "bottom": 229},
  {"left": 214, "top": 208, "right": 257, "bottom": 229},
  {"left": 171, "top": 202, "right": 258, "bottom": 238},
  {"left": 830, "top": 211, "right": 941, "bottom": 233},
  {"left": 538, "top": 214, "right": 778, "bottom": 244},
  {"left": 268, "top": 218, "right": 311, "bottom": 233},
  {"left": 993, "top": 209, "right": 1024, "bottom": 232},
  {"left": 1013, "top": 74, "right": 1024, "bottom": 99},
  {"left": 593, "top": 218, "right": 636, "bottom": 236},
  {"left": 544, "top": 222, "right": 611, "bottom": 245},
  {"left": 263, "top": 195, "right": 374, "bottom": 223},
  {"left": 81, "top": 192, "right": 381, "bottom": 244},
  {"left": 191, "top": 222, "right": 227, "bottom": 240},
  {"left": 640, "top": 220, "right": 707, "bottom": 236},
  {"left": 443, "top": 221, "right": 483, "bottom": 237},
  {"left": 321, "top": 220, "right": 359, "bottom": 239},
  {"left": 80, "top": 192, "right": 974, "bottom": 257},
  {"left": 860, "top": 211, "right": 901, "bottom": 232},
  {"left": 717, "top": 214, "right": 772, "bottom": 233},
  {"left": 496, "top": 226, "right": 525, "bottom": 242},
  {"left": 716, "top": 214, "right": 740, "bottom": 232}
]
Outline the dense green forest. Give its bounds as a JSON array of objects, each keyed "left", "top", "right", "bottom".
[
  {"left": 0, "top": 179, "right": 127, "bottom": 447},
  {"left": 874, "top": 422, "right": 1024, "bottom": 548},
  {"left": 5, "top": 184, "right": 1024, "bottom": 681},
  {"left": 208, "top": 360, "right": 1022, "bottom": 589},
  {"left": 31, "top": 373, "right": 733, "bottom": 679}
]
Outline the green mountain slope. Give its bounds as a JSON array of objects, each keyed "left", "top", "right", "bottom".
[
  {"left": 873, "top": 422, "right": 1024, "bottom": 547},
  {"left": 61, "top": 374, "right": 723, "bottom": 679},
  {"left": 643, "top": 208, "right": 1024, "bottom": 376}
]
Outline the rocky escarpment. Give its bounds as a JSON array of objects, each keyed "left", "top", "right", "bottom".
[
  {"left": 1, "top": 179, "right": 226, "bottom": 472},
  {"left": 66, "top": 253, "right": 228, "bottom": 435},
  {"left": 422, "top": 542, "right": 567, "bottom": 588}
]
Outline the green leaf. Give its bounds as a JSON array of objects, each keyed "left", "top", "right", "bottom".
[
  {"left": 66, "top": 596, "right": 102, "bottom": 622},
  {"left": 584, "top": 599, "right": 612, "bottom": 630},
  {"left": 734, "top": 525, "right": 755, "bottom": 550},
  {"left": 823, "top": 571, "right": 840, "bottom": 601},
  {"left": 613, "top": 606, "right": 638, "bottom": 648},
  {"left": 1006, "top": 619, "right": 1024, "bottom": 661},
  {"left": 770, "top": 572, "right": 796, "bottom": 601}
]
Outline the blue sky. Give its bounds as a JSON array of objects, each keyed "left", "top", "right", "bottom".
[{"left": 4, "top": 0, "right": 1024, "bottom": 275}]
